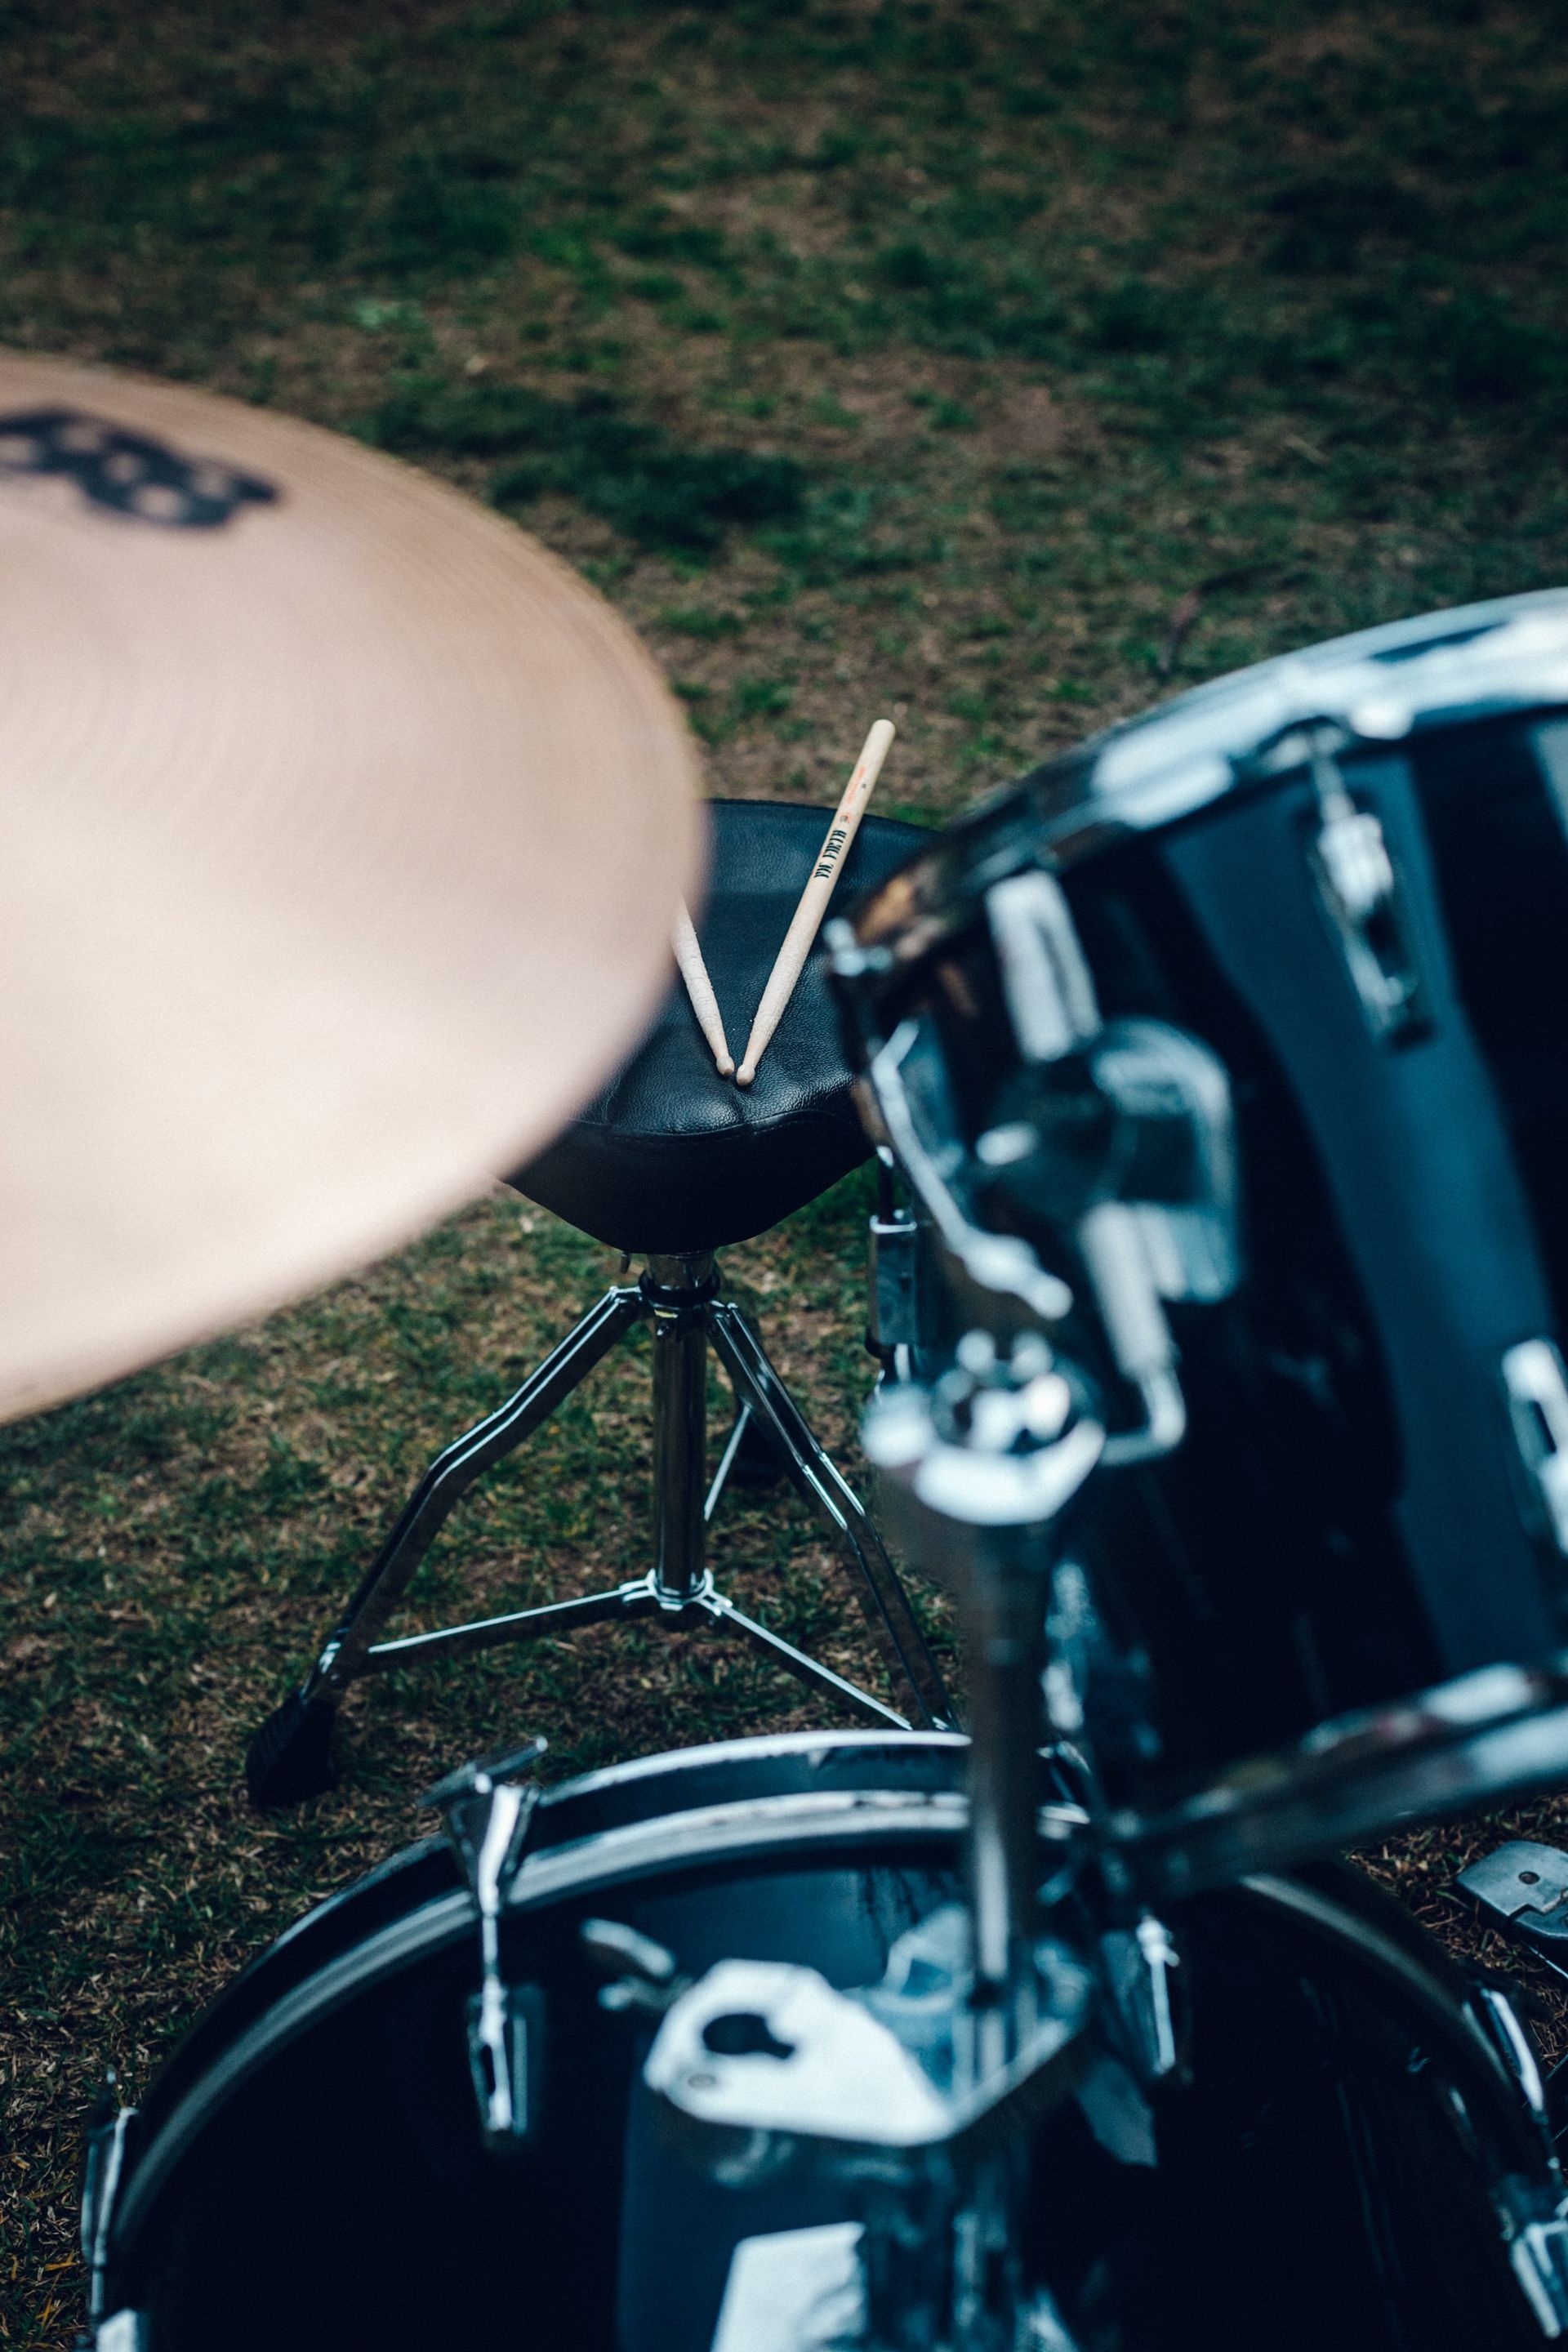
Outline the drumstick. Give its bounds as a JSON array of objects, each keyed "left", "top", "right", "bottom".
[
  {"left": 674, "top": 902, "right": 734, "bottom": 1077},
  {"left": 736, "top": 718, "right": 895, "bottom": 1087}
]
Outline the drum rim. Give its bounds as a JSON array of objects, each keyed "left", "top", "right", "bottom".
[
  {"left": 109, "top": 1819, "right": 1543, "bottom": 2283},
  {"left": 1111, "top": 1662, "right": 1568, "bottom": 1899},
  {"left": 849, "top": 590, "right": 1568, "bottom": 968},
  {"left": 147, "top": 1734, "right": 975, "bottom": 2158},
  {"left": 537, "top": 1726, "right": 968, "bottom": 1811},
  {"left": 265, "top": 1728, "right": 971, "bottom": 1962},
  {"left": 112, "top": 1771, "right": 978, "bottom": 2248},
  {"left": 1074, "top": 586, "right": 1568, "bottom": 819}
]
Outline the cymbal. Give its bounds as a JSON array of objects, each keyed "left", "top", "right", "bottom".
[{"left": 0, "top": 354, "right": 702, "bottom": 1423}]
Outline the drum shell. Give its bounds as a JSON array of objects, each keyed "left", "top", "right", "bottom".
[
  {"left": 100, "top": 1734, "right": 1557, "bottom": 2352},
  {"left": 849, "top": 678, "right": 1568, "bottom": 1793}
]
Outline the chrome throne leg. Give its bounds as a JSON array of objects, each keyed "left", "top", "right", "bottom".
[
  {"left": 245, "top": 1283, "right": 643, "bottom": 1806},
  {"left": 710, "top": 1299, "right": 956, "bottom": 1731},
  {"left": 247, "top": 1254, "right": 951, "bottom": 1808}
]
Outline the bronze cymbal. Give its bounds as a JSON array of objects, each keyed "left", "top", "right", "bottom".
[{"left": 0, "top": 354, "right": 702, "bottom": 1423}]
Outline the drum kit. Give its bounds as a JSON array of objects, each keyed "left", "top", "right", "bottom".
[{"left": 11, "top": 348, "right": 1568, "bottom": 2350}]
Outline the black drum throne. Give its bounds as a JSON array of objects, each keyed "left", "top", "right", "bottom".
[{"left": 247, "top": 803, "right": 954, "bottom": 1807}]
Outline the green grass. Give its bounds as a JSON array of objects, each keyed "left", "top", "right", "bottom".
[{"left": 2, "top": 1, "right": 1568, "bottom": 2339}]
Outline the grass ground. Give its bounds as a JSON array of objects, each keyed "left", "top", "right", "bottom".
[{"left": 2, "top": 2, "right": 1567, "bottom": 2340}]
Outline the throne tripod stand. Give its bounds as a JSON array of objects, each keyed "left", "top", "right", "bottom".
[{"left": 247, "top": 803, "right": 955, "bottom": 1807}]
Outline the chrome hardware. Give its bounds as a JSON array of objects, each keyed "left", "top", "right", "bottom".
[
  {"left": 1076, "top": 1204, "right": 1186, "bottom": 1466},
  {"left": 255, "top": 1242, "right": 952, "bottom": 1806},
  {"left": 868, "top": 1192, "right": 920, "bottom": 1375},
  {"left": 857, "top": 907, "right": 1236, "bottom": 1471},
  {"left": 1060, "top": 593, "right": 1568, "bottom": 843},
  {"left": 866, "top": 1349, "right": 1103, "bottom": 2073},
  {"left": 1098, "top": 1914, "right": 1183, "bottom": 2086},
  {"left": 1504, "top": 1341, "right": 1568, "bottom": 1557},
  {"left": 1086, "top": 1020, "right": 1240, "bottom": 1306},
  {"left": 1459, "top": 1839, "right": 1568, "bottom": 1986},
  {"left": 644, "top": 1911, "right": 1094, "bottom": 2180},
  {"left": 1459, "top": 1838, "right": 1568, "bottom": 1929},
  {"left": 80, "top": 2082, "right": 136, "bottom": 2323},
  {"left": 711, "top": 2221, "right": 866, "bottom": 2352},
  {"left": 647, "top": 1334, "right": 1104, "bottom": 2350},
  {"left": 1301, "top": 726, "right": 1426, "bottom": 1045},
  {"left": 981, "top": 1017, "right": 1238, "bottom": 1465},
  {"left": 90, "top": 2315, "right": 149, "bottom": 2352},
  {"left": 986, "top": 870, "right": 1099, "bottom": 1065},
  {"left": 1503, "top": 2194, "right": 1568, "bottom": 2338},
  {"left": 646, "top": 1913, "right": 1094, "bottom": 2352},
  {"left": 1469, "top": 1983, "right": 1550, "bottom": 2120},
  {"left": 1107, "top": 1662, "right": 1568, "bottom": 1901},
  {"left": 422, "top": 1739, "right": 546, "bottom": 2150},
  {"left": 581, "top": 1917, "right": 686, "bottom": 2020},
  {"left": 869, "top": 1018, "right": 1076, "bottom": 1330},
  {"left": 1041, "top": 1557, "right": 1102, "bottom": 1749},
  {"left": 648, "top": 1957, "right": 951, "bottom": 2174},
  {"left": 863, "top": 1343, "right": 1104, "bottom": 1554}
]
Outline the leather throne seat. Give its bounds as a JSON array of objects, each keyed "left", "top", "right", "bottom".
[{"left": 512, "top": 800, "right": 926, "bottom": 1254}]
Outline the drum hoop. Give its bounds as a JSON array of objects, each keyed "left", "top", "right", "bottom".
[
  {"left": 1114, "top": 1671, "right": 1568, "bottom": 1899},
  {"left": 1236, "top": 1873, "right": 1543, "bottom": 2173},
  {"left": 1015, "top": 589, "right": 1568, "bottom": 847},
  {"left": 533, "top": 1726, "right": 969, "bottom": 1815},
  {"left": 849, "top": 591, "right": 1568, "bottom": 973},
  {"left": 112, "top": 1785, "right": 974, "bottom": 2247},
  {"left": 261, "top": 1731, "right": 971, "bottom": 1966}
]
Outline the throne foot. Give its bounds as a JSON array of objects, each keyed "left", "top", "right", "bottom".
[{"left": 246, "top": 1689, "right": 341, "bottom": 1809}]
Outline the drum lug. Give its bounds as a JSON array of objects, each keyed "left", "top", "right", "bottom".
[
  {"left": 975, "top": 1015, "right": 1240, "bottom": 1465},
  {"left": 1074, "top": 1205, "right": 1187, "bottom": 1468},
  {"left": 78, "top": 2075, "right": 136, "bottom": 2325},
  {"left": 867, "top": 1190, "right": 920, "bottom": 1377},
  {"left": 866, "top": 1018, "right": 1077, "bottom": 1332},
  {"left": 1098, "top": 1913, "right": 1185, "bottom": 2086},
  {"left": 985, "top": 870, "right": 1100, "bottom": 1067},
  {"left": 1299, "top": 724, "right": 1428, "bottom": 1046},
  {"left": 465, "top": 1981, "right": 544, "bottom": 2155},
  {"left": 1467, "top": 1980, "right": 1552, "bottom": 2118},
  {"left": 1503, "top": 1342, "right": 1568, "bottom": 1559},
  {"left": 1503, "top": 2200, "right": 1568, "bottom": 2340},
  {"left": 421, "top": 1739, "right": 548, "bottom": 2152}
]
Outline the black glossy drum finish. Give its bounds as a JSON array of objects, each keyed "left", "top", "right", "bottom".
[
  {"left": 104, "top": 1735, "right": 1554, "bottom": 2352},
  {"left": 848, "top": 596, "right": 1568, "bottom": 1795}
]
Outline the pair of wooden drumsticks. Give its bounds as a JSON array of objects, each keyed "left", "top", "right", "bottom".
[{"left": 675, "top": 718, "right": 895, "bottom": 1085}]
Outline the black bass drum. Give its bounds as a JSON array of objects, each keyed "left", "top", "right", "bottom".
[
  {"left": 839, "top": 592, "right": 1568, "bottom": 1884},
  {"left": 88, "top": 1733, "right": 1565, "bottom": 2352}
]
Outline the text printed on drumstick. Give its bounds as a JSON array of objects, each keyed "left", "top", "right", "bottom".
[{"left": 736, "top": 718, "right": 895, "bottom": 1086}]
